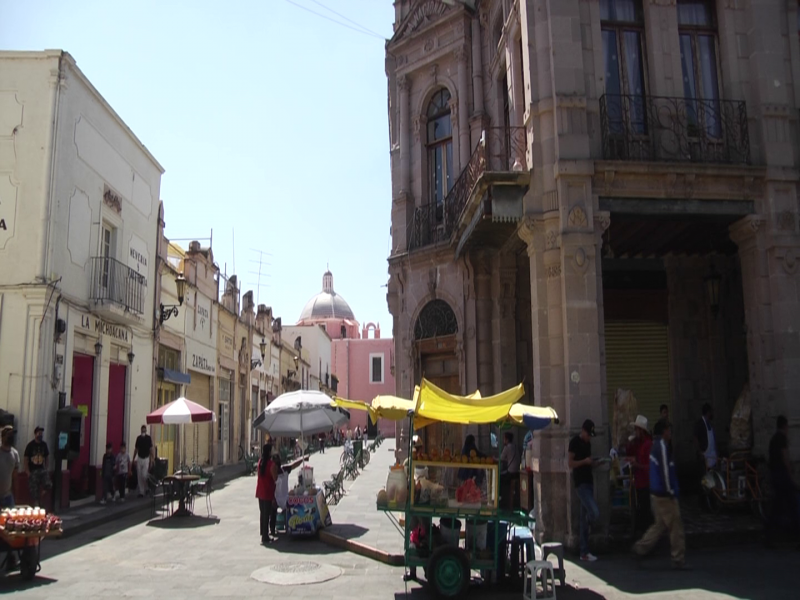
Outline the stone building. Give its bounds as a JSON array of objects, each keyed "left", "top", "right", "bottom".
[
  {"left": 0, "top": 51, "right": 163, "bottom": 503},
  {"left": 385, "top": 0, "right": 800, "bottom": 547}
]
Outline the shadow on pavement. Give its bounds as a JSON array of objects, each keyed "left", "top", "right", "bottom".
[
  {"left": 265, "top": 536, "right": 347, "bottom": 556},
  {"left": 0, "top": 575, "right": 58, "bottom": 592},
  {"left": 324, "top": 523, "right": 370, "bottom": 540},
  {"left": 146, "top": 516, "right": 221, "bottom": 529},
  {"left": 393, "top": 582, "right": 606, "bottom": 600}
]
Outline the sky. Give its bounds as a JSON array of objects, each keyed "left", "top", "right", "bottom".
[{"left": 1, "top": 0, "right": 395, "bottom": 331}]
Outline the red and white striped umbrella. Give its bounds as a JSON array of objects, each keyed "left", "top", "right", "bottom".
[{"left": 146, "top": 397, "right": 215, "bottom": 425}]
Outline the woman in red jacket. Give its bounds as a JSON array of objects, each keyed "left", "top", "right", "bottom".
[
  {"left": 628, "top": 416, "right": 654, "bottom": 537},
  {"left": 256, "top": 444, "right": 278, "bottom": 544}
]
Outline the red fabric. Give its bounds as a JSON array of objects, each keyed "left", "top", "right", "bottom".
[
  {"left": 255, "top": 459, "right": 276, "bottom": 501},
  {"left": 629, "top": 435, "right": 653, "bottom": 489}
]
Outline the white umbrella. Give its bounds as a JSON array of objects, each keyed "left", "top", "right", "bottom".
[{"left": 253, "top": 390, "right": 349, "bottom": 437}]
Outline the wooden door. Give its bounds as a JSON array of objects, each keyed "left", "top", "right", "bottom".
[
  {"left": 107, "top": 363, "right": 126, "bottom": 451},
  {"left": 421, "top": 345, "right": 460, "bottom": 455},
  {"left": 70, "top": 354, "right": 94, "bottom": 489}
]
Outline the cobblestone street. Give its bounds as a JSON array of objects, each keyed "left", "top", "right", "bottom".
[{"left": 1, "top": 444, "right": 796, "bottom": 599}]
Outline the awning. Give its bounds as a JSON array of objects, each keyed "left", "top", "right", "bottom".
[
  {"left": 415, "top": 378, "right": 525, "bottom": 425},
  {"left": 160, "top": 368, "right": 191, "bottom": 386}
]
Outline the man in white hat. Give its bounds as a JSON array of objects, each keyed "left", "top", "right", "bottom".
[{"left": 628, "top": 415, "right": 653, "bottom": 536}]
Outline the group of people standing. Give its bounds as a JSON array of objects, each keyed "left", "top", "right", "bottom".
[
  {"left": 570, "top": 403, "right": 799, "bottom": 567},
  {"left": 568, "top": 406, "right": 686, "bottom": 568}
]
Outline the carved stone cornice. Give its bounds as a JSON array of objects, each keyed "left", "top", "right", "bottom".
[
  {"left": 454, "top": 46, "right": 469, "bottom": 64},
  {"left": 398, "top": 74, "right": 410, "bottom": 93},
  {"left": 517, "top": 216, "right": 546, "bottom": 256},
  {"left": 729, "top": 215, "right": 766, "bottom": 246},
  {"left": 593, "top": 212, "right": 611, "bottom": 234}
]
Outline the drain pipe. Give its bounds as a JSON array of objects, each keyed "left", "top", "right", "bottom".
[{"left": 39, "top": 51, "right": 64, "bottom": 282}]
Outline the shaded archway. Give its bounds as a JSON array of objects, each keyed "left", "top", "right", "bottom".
[{"left": 413, "top": 299, "right": 460, "bottom": 453}]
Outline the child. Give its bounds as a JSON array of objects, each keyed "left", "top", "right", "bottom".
[
  {"left": 100, "top": 443, "right": 115, "bottom": 505},
  {"left": 115, "top": 442, "right": 131, "bottom": 502}
]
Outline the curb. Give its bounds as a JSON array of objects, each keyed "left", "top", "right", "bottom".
[
  {"left": 59, "top": 467, "right": 247, "bottom": 540},
  {"left": 319, "top": 530, "right": 404, "bottom": 566}
]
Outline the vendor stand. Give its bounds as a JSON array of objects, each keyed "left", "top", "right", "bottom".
[
  {"left": 0, "top": 507, "right": 63, "bottom": 581},
  {"left": 254, "top": 390, "right": 348, "bottom": 537},
  {"left": 339, "top": 380, "right": 558, "bottom": 598}
]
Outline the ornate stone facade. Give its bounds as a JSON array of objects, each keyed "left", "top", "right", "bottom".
[{"left": 386, "top": 0, "right": 800, "bottom": 549}]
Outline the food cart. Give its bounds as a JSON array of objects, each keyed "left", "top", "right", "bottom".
[
  {"left": 0, "top": 507, "right": 63, "bottom": 581},
  {"left": 343, "top": 379, "right": 558, "bottom": 598}
]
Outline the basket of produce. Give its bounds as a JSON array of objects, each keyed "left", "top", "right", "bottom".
[{"left": 0, "top": 507, "right": 63, "bottom": 542}]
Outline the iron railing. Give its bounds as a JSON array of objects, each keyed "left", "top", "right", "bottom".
[
  {"left": 90, "top": 256, "right": 147, "bottom": 315},
  {"left": 599, "top": 93, "right": 750, "bottom": 165},
  {"left": 409, "top": 126, "right": 527, "bottom": 251}
]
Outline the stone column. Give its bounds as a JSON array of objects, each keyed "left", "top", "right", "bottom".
[
  {"left": 473, "top": 252, "right": 494, "bottom": 397},
  {"left": 491, "top": 253, "right": 518, "bottom": 393},
  {"left": 730, "top": 215, "right": 800, "bottom": 454},
  {"left": 398, "top": 75, "right": 411, "bottom": 192},
  {"left": 506, "top": 30, "right": 524, "bottom": 128},
  {"left": 470, "top": 17, "right": 484, "bottom": 115},
  {"left": 456, "top": 47, "right": 471, "bottom": 169}
]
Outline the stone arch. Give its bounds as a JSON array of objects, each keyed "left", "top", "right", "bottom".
[
  {"left": 415, "top": 78, "right": 458, "bottom": 121},
  {"left": 413, "top": 298, "right": 459, "bottom": 340}
]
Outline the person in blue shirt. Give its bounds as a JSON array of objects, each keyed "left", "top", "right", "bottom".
[{"left": 633, "top": 420, "right": 688, "bottom": 569}]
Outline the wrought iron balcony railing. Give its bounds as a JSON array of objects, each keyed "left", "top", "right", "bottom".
[
  {"left": 600, "top": 94, "right": 750, "bottom": 165},
  {"left": 90, "top": 256, "right": 147, "bottom": 315},
  {"left": 409, "top": 126, "right": 527, "bottom": 251}
]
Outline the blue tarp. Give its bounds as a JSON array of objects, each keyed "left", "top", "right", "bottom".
[{"left": 161, "top": 368, "right": 191, "bottom": 385}]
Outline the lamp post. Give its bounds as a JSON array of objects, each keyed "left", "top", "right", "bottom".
[
  {"left": 94, "top": 340, "right": 103, "bottom": 356},
  {"left": 127, "top": 350, "right": 135, "bottom": 365},
  {"left": 160, "top": 273, "right": 187, "bottom": 325},
  {"left": 704, "top": 265, "right": 722, "bottom": 318}
]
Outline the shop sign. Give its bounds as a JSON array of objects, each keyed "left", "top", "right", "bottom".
[
  {"left": 221, "top": 328, "right": 235, "bottom": 357},
  {"left": 127, "top": 234, "right": 149, "bottom": 276},
  {"left": 186, "top": 338, "right": 216, "bottom": 375},
  {"left": 79, "top": 314, "right": 130, "bottom": 343},
  {"left": 195, "top": 294, "right": 212, "bottom": 336}
]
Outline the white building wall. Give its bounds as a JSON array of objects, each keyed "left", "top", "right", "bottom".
[
  {"left": 284, "top": 325, "right": 332, "bottom": 391},
  {"left": 0, "top": 51, "right": 163, "bottom": 498}
]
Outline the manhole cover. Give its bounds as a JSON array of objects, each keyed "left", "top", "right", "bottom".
[
  {"left": 271, "top": 562, "right": 322, "bottom": 574},
  {"left": 251, "top": 562, "right": 342, "bottom": 586}
]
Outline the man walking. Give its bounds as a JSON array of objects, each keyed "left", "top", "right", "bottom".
[
  {"left": 500, "top": 431, "right": 520, "bottom": 510},
  {"left": 24, "top": 426, "right": 51, "bottom": 507},
  {"left": 133, "top": 425, "right": 153, "bottom": 498},
  {"left": 634, "top": 420, "right": 687, "bottom": 569},
  {"left": 0, "top": 426, "right": 20, "bottom": 509},
  {"left": 628, "top": 416, "right": 653, "bottom": 537},
  {"left": 568, "top": 419, "right": 600, "bottom": 562}
]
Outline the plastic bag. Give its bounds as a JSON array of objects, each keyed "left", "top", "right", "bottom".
[
  {"left": 729, "top": 383, "right": 752, "bottom": 450},
  {"left": 275, "top": 472, "right": 289, "bottom": 509},
  {"left": 612, "top": 389, "right": 639, "bottom": 451}
]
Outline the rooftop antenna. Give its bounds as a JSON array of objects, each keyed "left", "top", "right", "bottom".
[{"left": 249, "top": 248, "right": 273, "bottom": 306}]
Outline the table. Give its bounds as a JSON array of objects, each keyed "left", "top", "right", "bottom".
[
  {"left": 165, "top": 474, "right": 200, "bottom": 517},
  {"left": 286, "top": 490, "right": 331, "bottom": 536}
]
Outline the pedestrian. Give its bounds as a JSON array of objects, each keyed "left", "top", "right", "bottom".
[
  {"left": 0, "top": 425, "right": 20, "bottom": 509},
  {"left": 633, "top": 420, "right": 688, "bottom": 570},
  {"left": 319, "top": 432, "right": 325, "bottom": 454},
  {"left": 568, "top": 419, "right": 600, "bottom": 562},
  {"left": 765, "top": 415, "right": 800, "bottom": 547},
  {"left": 627, "top": 415, "right": 653, "bottom": 537},
  {"left": 0, "top": 425, "right": 19, "bottom": 569},
  {"left": 693, "top": 403, "right": 717, "bottom": 507},
  {"left": 23, "top": 426, "right": 51, "bottom": 508},
  {"left": 115, "top": 442, "right": 131, "bottom": 503},
  {"left": 256, "top": 443, "right": 278, "bottom": 544},
  {"left": 100, "top": 443, "right": 115, "bottom": 504},
  {"left": 500, "top": 431, "right": 520, "bottom": 510},
  {"left": 355, "top": 425, "right": 361, "bottom": 441},
  {"left": 133, "top": 425, "right": 153, "bottom": 498}
]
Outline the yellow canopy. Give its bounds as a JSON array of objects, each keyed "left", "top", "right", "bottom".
[{"left": 414, "top": 378, "right": 526, "bottom": 425}]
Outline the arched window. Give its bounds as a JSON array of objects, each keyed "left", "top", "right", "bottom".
[
  {"left": 414, "top": 299, "right": 458, "bottom": 340},
  {"left": 427, "top": 89, "right": 454, "bottom": 215}
]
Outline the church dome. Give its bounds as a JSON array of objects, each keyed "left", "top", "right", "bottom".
[{"left": 298, "top": 271, "right": 356, "bottom": 321}]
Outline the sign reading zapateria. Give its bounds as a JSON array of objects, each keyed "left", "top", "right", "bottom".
[{"left": 186, "top": 338, "right": 216, "bottom": 375}]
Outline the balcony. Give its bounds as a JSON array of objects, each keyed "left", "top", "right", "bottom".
[
  {"left": 410, "top": 126, "right": 529, "bottom": 253},
  {"left": 599, "top": 94, "right": 750, "bottom": 165},
  {"left": 90, "top": 256, "right": 147, "bottom": 316}
]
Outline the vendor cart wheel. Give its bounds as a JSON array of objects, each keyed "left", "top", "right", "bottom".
[
  {"left": 427, "top": 546, "right": 470, "bottom": 598},
  {"left": 20, "top": 546, "right": 38, "bottom": 581}
]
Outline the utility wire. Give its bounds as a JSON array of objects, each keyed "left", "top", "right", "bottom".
[
  {"left": 310, "top": 0, "right": 386, "bottom": 39},
  {"left": 282, "top": 0, "right": 385, "bottom": 40}
]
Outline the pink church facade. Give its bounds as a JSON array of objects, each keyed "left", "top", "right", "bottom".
[{"left": 297, "top": 272, "right": 396, "bottom": 437}]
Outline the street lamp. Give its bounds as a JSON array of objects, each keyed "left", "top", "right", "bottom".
[
  {"left": 259, "top": 338, "right": 267, "bottom": 360},
  {"left": 704, "top": 265, "right": 721, "bottom": 318},
  {"left": 94, "top": 340, "right": 103, "bottom": 356},
  {"left": 127, "top": 350, "right": 135, "bottom": 365},
  {"left": 160, "top": 273, "right": 187, "bottom": 325}
]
